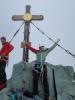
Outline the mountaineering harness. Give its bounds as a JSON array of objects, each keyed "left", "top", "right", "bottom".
[{"left": 0, "top": 56, "right": 8, "bottom": 62}]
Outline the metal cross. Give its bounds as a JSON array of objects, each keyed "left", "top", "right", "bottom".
[{"left": 12, "top": 5, "right": 44, "bottom": 62}]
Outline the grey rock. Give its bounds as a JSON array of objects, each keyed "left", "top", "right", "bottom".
[{"left": 0, "top": 61, "right": 75, "bottom": 100}]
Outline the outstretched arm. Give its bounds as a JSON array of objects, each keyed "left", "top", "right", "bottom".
[
  {"left": 26, "top": 44, "right": 39, "bottom": 54},
  {"left": 45, "top": 39, "right": 60, "bottom": 55}
]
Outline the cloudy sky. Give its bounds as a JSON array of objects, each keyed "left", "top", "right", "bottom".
[{"left": 0, "top": 0, "right": 75, "bottom": 79}]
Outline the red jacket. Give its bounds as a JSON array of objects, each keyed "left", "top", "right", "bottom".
[{"left": 0, "top": 42, "right": 14, "bottom": 56}]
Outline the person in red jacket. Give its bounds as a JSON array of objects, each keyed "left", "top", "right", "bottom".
[{"left": 0, "top": 36, "right": 14, "bottom": 90}]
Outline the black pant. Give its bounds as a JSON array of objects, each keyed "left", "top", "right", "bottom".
[
  {"left": 0, "top": 60, "right": 6, "bottom": 83},
  {"left": 33, "top": 64, "right": 49, "bottom": 100}
]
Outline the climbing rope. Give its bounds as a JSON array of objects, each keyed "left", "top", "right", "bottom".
[
  {"left": 31, "top": 21, "right": 75, "bottom": 59},
  {"left": 9, "top": 22, "right": 24, "bottom": 43}
]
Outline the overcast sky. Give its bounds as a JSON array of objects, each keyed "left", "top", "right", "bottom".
[{"left": 0, "top": 0, "right": 75, "bottom": 79}]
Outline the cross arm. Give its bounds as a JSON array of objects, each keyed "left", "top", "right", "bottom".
[
  {"left": 12, "top": 15, "right": 24, "bottom": 21},
  {"left": 32, "top": 15, "right": 44, "bottom": 20},
  {"left": 12, "top": 15, "right": 44, "bottom": 21}
]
